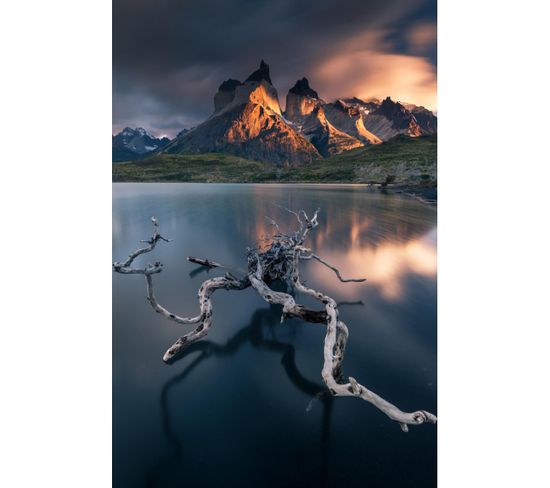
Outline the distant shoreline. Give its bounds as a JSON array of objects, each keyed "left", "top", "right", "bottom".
[
  {"left": 113, "top": 135, "right": 437, "bottom": 193},
  {"left": 111, "top": 180, "right": 437, "bottom": 203}
]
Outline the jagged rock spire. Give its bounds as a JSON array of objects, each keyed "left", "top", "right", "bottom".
[
  {"left": 375, "top": 97, "right": 408, "bottom": 117},
  {"left": 245, "top": 60, "right": 272, "bottom": 84},
  {"left": 289, "top": 78, "right": 319, "bottom": 99},
  {"left": 218, "top": 79, "right": 242, "bottom": 92}
]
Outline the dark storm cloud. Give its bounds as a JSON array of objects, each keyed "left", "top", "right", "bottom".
[{"left": 113, "top": 0, "right": 437, "bottom": 137}]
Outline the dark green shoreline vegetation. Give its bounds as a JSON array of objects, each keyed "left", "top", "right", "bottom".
[{"left": 112, "top": 134, "right": 436, "bottom": 187}]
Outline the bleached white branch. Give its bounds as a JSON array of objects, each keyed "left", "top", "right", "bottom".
[
  {"left": 113, "top": 218, "right": 250, "bottom": 361},
  {"left": 161, "top": 273, "right": 249, "bottom": 362},
  {"left": 291, "top": 245, "right": 436, "bottom": 430},
  {"left": 113, "top": 216, "right": 170, "bottom": 274},
  {"left": 114, "top": 212, "right": 436, "bottom": 431}
]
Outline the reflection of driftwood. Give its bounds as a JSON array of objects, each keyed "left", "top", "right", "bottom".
[
  {"left": 114, "top": 210, "right": 436, "bottom": 431},
  {"left": 146, "top": 307, "right": 334, "bottom": 487},
  {"left": 187, "top": 256, "right": 221, "bottom": 268}
]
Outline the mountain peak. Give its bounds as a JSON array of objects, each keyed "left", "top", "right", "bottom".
[
  {"left": 218, "top": 79, "right": 242, "bottom": 92},
  {"left": 377, "top": 97, "right": 407, "bottom": 116},
  {"left": 113, "top": 127, "right": 171, "bottom": 162},
  {"left": 289, "top": 78, "right": 319, "bottom": 99},
  {"left": 366, "top": 97, "right": 424, "bottom": 137},
  {"left": 120, "top": 127, "right": 149, "bottom": 137},
  {"left": 245, "top": 60, "right": 272, "bottom": 84}
]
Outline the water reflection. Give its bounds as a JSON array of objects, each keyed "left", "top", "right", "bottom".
[
  {"left": 308, "top": 229, "right": 437, "bottom": 300},
  {"left": 113, "top": 184, "right": 437, "bottom": 488},
  {"left": 239, "top": 187, "right": 435, "bottom": 251},
  {"left": 237, "top": 189, "right": 436, "bottom": 301},
  {"left": 147, "top": 305, "right": 341, "bottom": 487}
]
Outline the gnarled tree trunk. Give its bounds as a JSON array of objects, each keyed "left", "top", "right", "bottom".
[{"left": 113, "top": 210, "right": 436, "bottom": 431}]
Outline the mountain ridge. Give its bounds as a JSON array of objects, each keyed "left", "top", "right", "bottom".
[
  {"left": 112, "top": 127, "right": 170, "bottom": 162},
  {"left": 113, "top": 61, "right": 437, "bottom": 165}
]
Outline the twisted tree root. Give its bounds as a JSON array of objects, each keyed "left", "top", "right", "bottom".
[
  {"left": 161, "top": 275, "right": 249, "bottom": 362},
  {"left": 113, "top": 211, "right": 437, "bottom": 431},
  {"left": 292, "top": 245, "right": 436, "bottom": 431},
  {"left": 113, "top": 217, "right": 250, "bottom": 360}
]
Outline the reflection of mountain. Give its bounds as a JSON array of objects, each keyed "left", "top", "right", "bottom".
[
  {"left": 228, "top": 191, "right": 436, "bottom": 301},
  {"left": 235, "top": 190, "right": 436, "bottom": 248},
  {"left": 309, "top": 229, "right": 436, "bottom": 300},
  {"left": 146, "top": 306, "right": 334, "bottom": 488}
]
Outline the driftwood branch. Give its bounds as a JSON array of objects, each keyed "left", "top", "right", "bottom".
[
  {"left": 300, "top": 253, "right": 367, "bottom": 283},
  {"left": 292, "top": 244, "right": 435, "bottom": 431},
  {"left": 113, "top": 211, "right": 436, "bottom": 431},
  {"left": 113, "top": 217, "right": 251, "bottom": 361},
  {"left": 187, "top": 256, "right": 223, "bottom": 268}
]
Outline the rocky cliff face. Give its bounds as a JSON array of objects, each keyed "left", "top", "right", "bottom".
[
  {"left": 300, "top": 106, "right": 363, "bottom": 157},
  {"left": 404, "top": 104, "right": 438, "bottom": 134},
  {"left": 169, "top": 102, "right": 320, "bottom": 165},
  {"left": 324, "top": 100, "right": 383, "bottom": 145},
  {"left": 165, "top": 62, "right": 319, "bottom": 166},
  {"left": 362, "top": 97, "right": 423, "bottom": 140},
  {"left": 162, "top": 61, "right": 437, "bottom": 165},
  {"left": 213, "top": 79, "right": 242, "bottom": 113},
  {"left": 284, "top": 78, "right": 323, "bottom": 123},
  {"left": 284, "top": 79, "right": 363, "bottom": 156}
]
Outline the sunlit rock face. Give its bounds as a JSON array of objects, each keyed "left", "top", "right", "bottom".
[
  {"left": 300, "top": 105, "right": 363, "bottom": 157},
  {"left": 165, "top": 61, "right": 319, "bottom": 166},
  {"left": 285, "top": 78, "right": 363, "bottom": 156},
  {"left": 164, "top": 61, "right": 437, "bottom": 165},
  {"left": 214, "top": 74, "right": 283, "bottom": 118},
  {"left": 324, "top": 100, "right": 383, "bottom": 145},
  {"left": 324, "top": 96, "right": 438, "bottom": 142},
  {"left": 284, "top": 78, "right": 322, "bottom": 123},
  {"left": 403, "top": 104, "right": 438, "bottom": 135},
  {"left": 166, "top": 99, "right": 320, "bottom": 166}
]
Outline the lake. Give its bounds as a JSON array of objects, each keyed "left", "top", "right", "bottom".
[{"left": 113, "top": 183, "right": 437, "bottom": 488}]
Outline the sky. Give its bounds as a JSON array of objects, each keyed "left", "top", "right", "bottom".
[{"left": 113, "top": 0, "right": 437, "bottom": 138}]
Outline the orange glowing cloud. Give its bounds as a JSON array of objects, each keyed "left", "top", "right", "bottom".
[
  {"left": 407, "top": 23, "right": 437, "bottom": 54},
  {"left": 312, "top": 31, "right": 437, "bottom": 111}
]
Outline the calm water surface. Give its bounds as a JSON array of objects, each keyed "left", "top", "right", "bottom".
[{"left": 113, "top": 183, "right": 437, "bottom": 488}]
